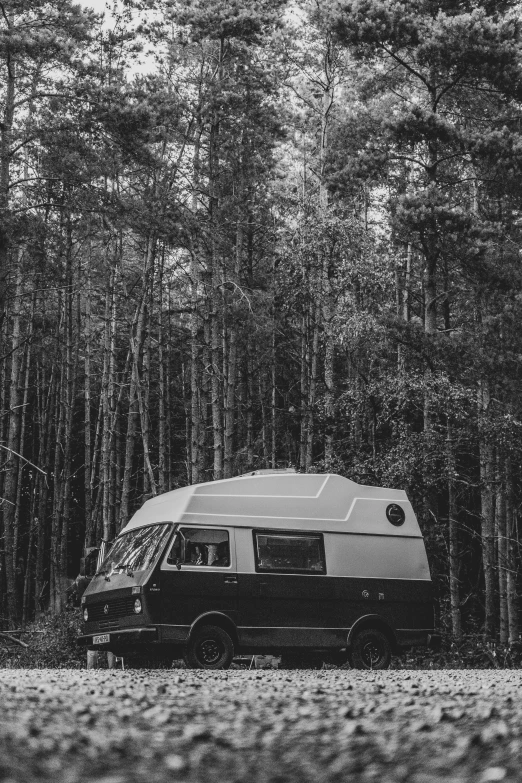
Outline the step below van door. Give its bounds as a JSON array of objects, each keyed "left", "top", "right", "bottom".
[{"left": 159, "top": 526, "right": 238, "bottom": 636}]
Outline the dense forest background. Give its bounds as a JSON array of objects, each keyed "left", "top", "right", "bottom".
[{"left": 1, "top": 0, "right": 522, "bottom": 644}]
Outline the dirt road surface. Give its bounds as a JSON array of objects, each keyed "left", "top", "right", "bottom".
[{"left": 0, "top": 668, "right": 520, "bottom": 783}]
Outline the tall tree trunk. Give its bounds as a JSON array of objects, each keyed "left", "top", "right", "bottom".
[
  {"left": 34, "top": 362, "right": 54, "bottom": 615},
  {"left": 211, "top": 264, "right": 223, "bottom": 479},
  {"left": 305, "top": 297, "right": 320, "bottom": 471},
  {"left": 210, "top": 37, "right": 225, "bottom": 481},
  {"left": 299, "top": 311, "right": 308, "bottom": 471},
  {"left": 0, "top": 13, "right": 16, "bottom": 311},
  {"left": 447, "top": 417, "right": 461, "bottom": 640},
  {"left": 270, "top": 325, "right": 276, "bottom": 470},
  {"left": 120, "top": 237, "right": 155, "bottom": 524},
  {"left": 505, "top": 460, "right": 519, "bottom": 645},
  {"left": 84, "top": 250, "right": 94, "bottom": 549},
  {"left": 190, "top": 126, "right": 203, "bottom": 484},
  {"left": 246, "top": 342, "right": 254, "bottom": 470},
  {"left": 478, "top": 377, "right": 496, "bottom": 640},
  {"left": 497, "top": 470, "right": 508, "bottom": 645},
  {"left": 223, "top": 221, "right": 242, "bottom": 478},
  {"left": 3, "top": 253, "right": 24, "bottom": 625},
  {"left": 101, "top": 262, "right": 117, "bottom": 542},
  {"left": 323, "top": 266, "right": 335, "bottom": 468},
  {"left": 157, "top": 249, "right": 167, "bottom": 494},
  {"left": 142, "top": 284, "right": 152, "bottom": 497},
  {"left": 13, "top": 306, "right": 33, "bottom": 618},
  {"left": 56, "top": 224, "right": 77, "bottom": 611}
]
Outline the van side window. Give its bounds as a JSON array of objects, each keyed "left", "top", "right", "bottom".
[
  {"left": 254, "top": 531, "right": 326, "bottom": 574},
  {"left": 170, "top": 528, "right": 230, "bottom": 567}
]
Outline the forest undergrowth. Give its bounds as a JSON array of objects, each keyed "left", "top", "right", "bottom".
[{"left": 1, "top": 610, "right": 521, "bottom": 670}]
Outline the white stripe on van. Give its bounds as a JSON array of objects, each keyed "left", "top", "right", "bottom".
[{"left": 182, "top": 496, "right": 409, "bottom": 523}]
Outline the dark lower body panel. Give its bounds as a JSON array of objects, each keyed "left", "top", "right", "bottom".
[{"left": 78, "top": 623, "right": 438, "bottom": 655}]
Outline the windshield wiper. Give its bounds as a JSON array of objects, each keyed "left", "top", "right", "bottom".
[{"left": 114, "top": 562, "right": 134, "bottom": 577}]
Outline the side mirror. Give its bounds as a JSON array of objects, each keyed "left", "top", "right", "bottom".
[{"left": 176, "top": 559, "right": 182, "bottom": 571}]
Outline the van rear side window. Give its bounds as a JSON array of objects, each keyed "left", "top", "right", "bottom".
[{"left": 254, "top": 531, "right": 326, "bottom": 574}]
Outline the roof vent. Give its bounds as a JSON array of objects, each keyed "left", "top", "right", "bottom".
[{"left": 238, "top": 468, "right": 297, "bottom": 477}]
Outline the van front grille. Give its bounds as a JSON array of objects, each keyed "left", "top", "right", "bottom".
[
  {"left": 88, "top": 597, "right": 135, "bottom": 621},
  {"left": 95, "top": 621, "right": 120, "bottom": 631}
]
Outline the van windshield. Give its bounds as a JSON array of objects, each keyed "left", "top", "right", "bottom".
[{"left": 96, "top": 524, "right": 172, "bottom": 576}]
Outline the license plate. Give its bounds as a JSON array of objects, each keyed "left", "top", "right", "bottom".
[{"left": 93, "top": 634, "right": 110, "bottom": 645}]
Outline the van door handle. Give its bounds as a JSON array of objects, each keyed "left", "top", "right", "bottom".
[{"left": 224, "top": 576, "right": 238, "bottom": 584}]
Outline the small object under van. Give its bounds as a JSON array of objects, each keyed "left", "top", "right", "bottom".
[{"left": 78, "top": 471, "right": 439, "bottom": 669}]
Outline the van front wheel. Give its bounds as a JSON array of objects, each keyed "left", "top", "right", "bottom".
[
  {"left": 185, "top": 625, "right": 234, "bottom": 670},
  {"left": 349, "top": 628, "right": 392, "bottom": 670}
]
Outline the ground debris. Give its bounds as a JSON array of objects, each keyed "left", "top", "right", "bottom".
[{"left": 0, "top": 669, "right": 521, "bottom": 782}]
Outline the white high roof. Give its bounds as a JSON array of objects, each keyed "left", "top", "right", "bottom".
[{"left": 121, "top": 473, "right": 422, "bottom": 539}]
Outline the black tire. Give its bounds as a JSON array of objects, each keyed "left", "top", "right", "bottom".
[
  {"left": 184, "top": 625, "right": 234, "bottom": 670},
  {"left": 349, "top": 628, "right": 392, "bottom": 670}
]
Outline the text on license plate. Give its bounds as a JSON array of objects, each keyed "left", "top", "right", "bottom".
[{"left": 93, "top": 634, "right": 110, "bottom": 645}]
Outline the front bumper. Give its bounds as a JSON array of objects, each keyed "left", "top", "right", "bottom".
[{"left": 78, "top": 626, "right": 158, "bottom": 647}]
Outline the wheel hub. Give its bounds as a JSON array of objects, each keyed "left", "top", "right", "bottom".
[
  {"left": 362, "top": 640, "right": 383, "bottom": 667},
  {"left": 197, "top": 638, "right": 222, "bottom": 665}
]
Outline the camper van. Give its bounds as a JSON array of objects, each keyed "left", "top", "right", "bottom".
[{"left": 78, "top": 471, "right": 439, "bottom": 669}]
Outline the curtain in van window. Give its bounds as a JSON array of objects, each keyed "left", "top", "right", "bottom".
[{"left": 255, "top": 533, "right": 325, "bottom": 574}]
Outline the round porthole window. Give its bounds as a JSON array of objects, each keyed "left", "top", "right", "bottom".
[{"left": 386, "top": 504, "right": 405, "bottom": 526}]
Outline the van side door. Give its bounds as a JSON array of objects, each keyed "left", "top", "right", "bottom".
[
  {"left": 159, "top": 526, "right": 238, "bottom": 634},
  {"left": 236, "top": 527, "right": 345, "bottom": 650}
]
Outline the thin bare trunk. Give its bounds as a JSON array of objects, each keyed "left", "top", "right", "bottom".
[
  {"left": 142, "top": 286, "right": 152, "bottom": 496},
  {"left": 497, "top": 473, "right": 508, "bottom": 644},
  {"left": 299, "top": 312, "right": 308, "bottom": 471},
  {"left": 211, "top": 269, "right": 223, "bottom": 479},
  {"left": 271, "top": 327, "right": 276, "bottom": 470},
  {"left": 120, "top": 238, "right": 155, "bottom": 523},
  {"left": 3, "top": 253, "right": 24, "bottom": 625},
  {"left": 447, "top": 418, "right": 461, "bottom": 640},
  {"left": 35, "top": 362, "right": 54, "bottom": 615},
  {"left": 84, "top": 252, "right": 93, "bottom": 548},
  {"left": 246, "top": 344, "right": 254, "bottom": 470},
  {"left": 190, "top": 128, "right": 202, "bottom": 484},
  {"left": 101, "top": 263, "right": 117, "bottom": 541},
  {"left": 0, "top": 13, "right": 16, "bottom": 308},
  {"left": 478, "top": 377, "right": 496, "bottom": 640},
  {"left": 158, "top": 251, "right": 167, "bottom": 494},
  {"left": 505, "top": 461, "right": 519, "bottom": 644}
]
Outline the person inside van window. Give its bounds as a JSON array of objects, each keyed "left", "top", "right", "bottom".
[
  {"left": 207, "top": 542, "right": 229, "bottom": 567},
  {"left": 190, "top": 545, "right": 205, "bottom": 565}
]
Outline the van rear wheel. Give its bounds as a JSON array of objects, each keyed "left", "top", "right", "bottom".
[
  {"left": 184, "top": 625, "right": 234, "bottom": 670},
  {"left": 349, "top": 628, "right": 392, "bottom": 670}
]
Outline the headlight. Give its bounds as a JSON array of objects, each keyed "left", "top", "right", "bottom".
[
  {"left": 83, "top": 607, "right": 89, "bottom": 622},
  {"left": 133, "top": 598, "right": 142, "bottom": 614}
]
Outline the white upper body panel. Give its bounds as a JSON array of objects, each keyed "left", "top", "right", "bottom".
[{"left": 122, "top": 473, "right": 422, "bottom": 539}]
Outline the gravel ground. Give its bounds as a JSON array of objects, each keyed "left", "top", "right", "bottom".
[{"left": 0, "top": 668, "right": 521, "bottom": 783}]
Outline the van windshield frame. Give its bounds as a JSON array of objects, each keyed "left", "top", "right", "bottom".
[{"left": 96, "top": 523, "right": 173, "bottom": 575}]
